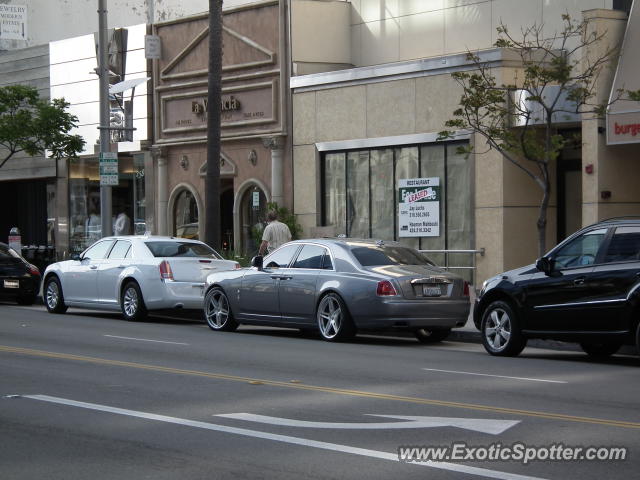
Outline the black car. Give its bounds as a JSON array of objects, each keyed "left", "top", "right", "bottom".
[
  {"left": 474, "top": 218, "right": 640, "bottom": 357},
  {"left": 0, "top": 242, "right": 41, "bottom": 305}
]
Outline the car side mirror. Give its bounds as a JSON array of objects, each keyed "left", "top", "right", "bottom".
[
  {"left": 535, "top": 257, "right": 554, "bottom": 275},
  {"left": 251, "top": 255, "right": 263, "bottom": 270}
]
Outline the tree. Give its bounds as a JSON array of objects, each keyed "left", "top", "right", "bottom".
[
  {"left": 0, "top": 84, "right": 84, "bottom": 169},
  {"left": 439, "top": 14, "right": 640, "bottom": 256},
  {"left": 204, "top": 0, "right": 223, "bottom": 250}
]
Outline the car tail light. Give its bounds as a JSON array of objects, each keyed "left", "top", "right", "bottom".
[
  {"left": 376, "top": 280, "right": 397, "bottom": 296},
  {"left": 463, "top": 281, "right": 470, "bottom": 297},
  {"left": 159, "top": 260, "right": 174, "bottom": 281},
  {"left": 234, "top": 263, "right": 241, "bottom": 269},
  {"left": 28, "top": 264, "right": 40, "bottom": 276}
]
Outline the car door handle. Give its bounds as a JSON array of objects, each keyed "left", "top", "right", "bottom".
[
  {"left": 118, "top": 265, "right": 126, "bottom": 269},
  {"left": 270, "top": 275, "right": 282, "bottom": 280},
  {"left": 574, "top": 276, "right": 586, "bottom": 285},
  {"left": 279, "top": 276, "right": 292, "bottom": 281},
  {"left": 90, "top": 265, "right": 98, "bottom": 270}
]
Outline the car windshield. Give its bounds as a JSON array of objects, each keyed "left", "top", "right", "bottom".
[
  {"left": 349, "top": 244, "right": 434, "bottom": 267},
  {"left": 145, "top": 241, "right": 222, "bottom": 259}
]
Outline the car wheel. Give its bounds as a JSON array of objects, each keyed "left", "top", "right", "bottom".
[
  {"left": 481, "top": 300, "right": 526, "bottom": 357},
  {"left": 121, "top": 281, "right": 148, "bottom": 321},
  {"left": 636, "top": 322, "right": 640, "bottom": 357},
  {"left": 44, "top": 276, "right": 68, "bottom": 314},
  {"left": 316, "top": 293, "right": 356, "bottom": 342},
  {"left": 17, "top": 293, "right": 38, "bottom": 306},
  {"left": 204, "top": 287, "right": 238, "bottom": 332},
  {"left": 579, "top": 341, "right": 622, "bottom": 358},
  {"left": 414, "top": 328, "right": 451, "bottom": 343}
]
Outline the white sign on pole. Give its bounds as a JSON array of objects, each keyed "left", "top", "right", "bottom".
[
  {"left": 0, "top": 4, "right": 27, "bottom": 41},
  {"left": 100, "top": 152, "right": 119, "bottom": 186},
  {"left": 144, "top": 35, "right": 161, "bottom": 59},
  {"left": 398, "top": 177, "right": 440, "bottom": 237}
]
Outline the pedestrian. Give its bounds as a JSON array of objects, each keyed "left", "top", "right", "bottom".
[
  {"left": 114, "top": 208, "right": 131, "bottom": 236},
  {"left": 259, "top": 210, "right": 291, "bottom": 255}
]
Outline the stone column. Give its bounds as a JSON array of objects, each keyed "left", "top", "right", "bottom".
[
  {"left": 151, "top": 146, "right": 168, "bottom": 236},
  {"left": 262, "top": 136, "right": 285, "bottom": 207}
]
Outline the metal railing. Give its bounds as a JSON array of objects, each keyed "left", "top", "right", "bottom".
[{"left": 418, "top": 248, "right": 485, "bottom": 284}]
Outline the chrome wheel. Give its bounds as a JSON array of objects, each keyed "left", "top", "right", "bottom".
[
  {"left": 317, "top": 295, "right": 342, "bottom": 339},
  {"left": 481, "top": 300, "right": 526, "bottom": 357},
  {"left": 46, "top": 281, "right": 59, "bottom": 309},
  {"left": 44, "top": 277, "right": 67, "bottom": 314},
  {"left": 484, "top": 308, "right": 511, "bottom": 351},
  {"left": 204, "top": 288, "right": 238, "bottom": 331},
  {"left": 121, "top": 281, "right": 147, "bottom": 321},
  {"left": 123, "top": 286, "right": 139, "bottom": 317},
  {"left": 316, "top": 293, "right": 355, "bottom": 341}
]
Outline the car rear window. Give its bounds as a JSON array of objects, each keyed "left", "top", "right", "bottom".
[
  {"left": 0, "top": 245, "right": 20, "bottom": 259},
  {"left": 349, "top": 245, "right": 434, "bottom": 267},
  {"left": 145, "top": 241, "right": 222, "bottom": 259}
]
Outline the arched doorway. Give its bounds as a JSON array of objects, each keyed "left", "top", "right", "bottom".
[
  {"left": 220, "top": 186, "right": 234, "bottom": 251},
  {"left": 238, "top": 185, "right": 268, "bottom": 255},
  {"left": 173, "top": 188, "right": 199, "bottom": 239}
]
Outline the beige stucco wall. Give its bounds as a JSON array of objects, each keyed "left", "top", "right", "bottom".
[
  {"left": 291, "top": 0, "right": 352, "bottom": 74},
  {"left": 582, "top": 9, "right": 640, "bottom": 226}
]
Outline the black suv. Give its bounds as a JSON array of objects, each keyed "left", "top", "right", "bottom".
[{"left": 474, "top": 218, "right": 640, "bottom": 357}]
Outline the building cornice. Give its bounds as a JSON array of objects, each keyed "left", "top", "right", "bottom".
[{"left": 290, "top": 48, "right": 523, "bottom": 92}]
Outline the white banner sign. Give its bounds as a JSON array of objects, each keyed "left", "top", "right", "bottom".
[
  {"left": 0, "top": 4, "right": 27, "bottom": 41},
  {"left": 398, "top": 177, "right": 440, "bottom": 237}
]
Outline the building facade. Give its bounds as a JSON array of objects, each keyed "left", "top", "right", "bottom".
[
  {"left": 290, "top": 0, "right": 639, "bottom": 284},
  {"left": 152, "top": 0, "right": 292, "bottom": 254}
]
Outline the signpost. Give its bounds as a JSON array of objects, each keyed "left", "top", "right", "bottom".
[
  {"left": 99, "top": 152, "right": 119, "bottom": 186},
  {"left": 398, "top": 178, "right": 440, "bottom": 237}
]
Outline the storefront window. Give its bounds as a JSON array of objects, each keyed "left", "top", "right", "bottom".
[
  {"left": 240, "top": 186, "right": 267, "bottom": 255},
  {"left": 321, "top": 142, "right": 472, "bottom": 275},
  {"left": 69, "top": 155, "right": 144, "bottom": 254},
  {"left": 174, "top": 189, "right": 199, "bottom": 239}
]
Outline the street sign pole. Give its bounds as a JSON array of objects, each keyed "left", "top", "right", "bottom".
[{"left": 98, "top": 0, "right": 113, "bottom": 237}]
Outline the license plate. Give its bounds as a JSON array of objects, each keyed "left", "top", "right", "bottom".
[
  {"left": 422, "top": 285, "right": 442, "bottom": 297},
  {"left": 4, "top": 280, "right": 19, "bottom": 289}
]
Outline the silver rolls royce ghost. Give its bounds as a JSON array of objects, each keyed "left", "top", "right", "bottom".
[{"left": 203, "top": 238, "right": 470, "bottom": 342}]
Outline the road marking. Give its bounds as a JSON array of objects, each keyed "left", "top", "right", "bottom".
[
  {"left": 215, "top": 413, "right": 519, "bottom": 435},
  {"left": 17, "top": 395, "right": 547, "bottom": 480},
  {"left": 103, "top": 335, "right": 189, "bottom": 346},
  {"left": 422, "top": 368, "right": 567, "bottom": 384},
  {"left": 1, "top": 344, "right": 638, "bottom": 429}
]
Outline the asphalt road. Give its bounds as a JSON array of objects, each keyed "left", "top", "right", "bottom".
[{"left": 1, "top": 302, "right": 638, "bottom": 480}]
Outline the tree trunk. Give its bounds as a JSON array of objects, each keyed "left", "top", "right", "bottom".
[
  {"left": 537, "top": 182, "right": 550, "bottom": 258},
  {"left": 204, "top": 0, "right": 223, "bottom": 250}
]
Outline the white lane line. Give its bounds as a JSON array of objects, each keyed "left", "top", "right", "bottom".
[
  {"left": 422, "top": 368, "right": 567, "bottom": 384},
  {"left": 103, "top": 335, "right": 189, "bottom": 346},
  {"left": 21, "top": 395, "right": 548, "bottom": 480},
  {"left": 216, "top": 413, "right": 520, "bottom": 435}
]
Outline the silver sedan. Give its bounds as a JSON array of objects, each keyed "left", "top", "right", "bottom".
[
  {"left": 203, "top": 238, "right": 470, "bottom": 342},
  {"left": 43, "top": 236, "right": 239, "bottom": 321}
]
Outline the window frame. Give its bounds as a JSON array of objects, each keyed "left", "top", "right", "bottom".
[
  {"left": 320, "top": 141, "right": 469, "bottom": 251},
  {"left": 550, "top": 227, "right": 612, "bottom": 271},
  {"left": 290, "top": 243, "right": 334, "bottom": 271},
  {"left": 108, "top": 240, "right": 132, "bottom": 260},
  {"left": 602, "top": 225, "right": 640, "bottom": 265}
]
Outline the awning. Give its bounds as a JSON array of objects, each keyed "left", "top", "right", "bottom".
[{"left": 607, "top": 1, "right": 640, "bottom": 145}]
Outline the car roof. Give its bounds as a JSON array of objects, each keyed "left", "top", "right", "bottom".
[
  {"left": 288, "top": 238, "right": 405, "bottom": 248},
  {"left": 98, "top": 235, "right": 206, "bottom": 243}
]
